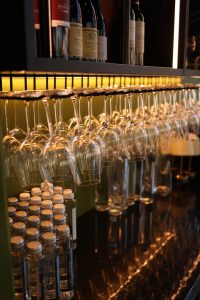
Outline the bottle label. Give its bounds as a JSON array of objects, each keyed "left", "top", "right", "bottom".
[
  {"left": 129, "top": 20, "right": 135, "bottom": 64},
  {"left": 135, "top": 21, "right": 145, "bottom": 53},
  {"left": 83, "top": 28, "right": 98, "bottom": 60},
  {"left": 51, "top": 0, "right": 70, "bottom": 28},
  {"left": 72, "top": 207, "right": 77, "bottom": 240},
  {"left": 69, "top": 23, "right": 83, "bottom": 58},
  {"left": 34, "top": 0, "right": 40, "bottom": 29},
  {"left": 98, "top": 36, "right": 107, "bottom": 61}
]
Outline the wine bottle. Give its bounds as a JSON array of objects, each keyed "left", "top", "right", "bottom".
[
  {"left": 133, "top": 0, "right": 145, "bottom": 65},
  {"left": 129, "top": 6, "right": 135, "bottom": 65},
  {"left": 81, "top": 0, "right": 98, "bottom": 61},
  {"left": 51, "top": 0, "right": 70, "bottom": 58},
  {"left": 69, "top": 0, "right": 83, "bottom": 60},
  {"left": 91, "top": 0, "right": 107, "bottom": 62},
  {"left": 34, "top": 0, "right": 41, "bottom": 57},
  {"left": 39, "top": 0, "right": 51, "bottom": 57}
]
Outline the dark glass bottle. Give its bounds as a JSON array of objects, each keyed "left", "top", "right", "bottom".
[
  {"left": 39, "top": 0, "right": 51, "bottom": 57},
  {"left": 34, "top": 0, "right": 41, "bottom": 57},
  {"left": 51, "top": 0, "right": 70, "bottom": 58},
  {"left": 129, "top": 6, "right": 135, "bottom": 65},
  {"left": 91, "top": 0, "right": 107, "bottom": 62},
  {"left": 69, "top": 0, "right": 83, "bottom": 60},
  {"left": 133, "top": 0, "right": 145, "bottom": 65},
  {"left": 81, "top": 0, "right": 98, "bottom": 61}
]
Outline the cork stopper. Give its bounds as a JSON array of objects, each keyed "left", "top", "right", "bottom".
[
  {"left": 7, "top": 197, "right": 18, "bottom": 207},
  {"left": 41, "top": 209, "right": 53, "bottom": 220},
  {"left": 53, "top": 194, "right": 64, "bottom": 204},
  {"left": 26, "top": 241, "right": 42, "bottom": 254},
  {"left": 54, "top": 186, "right": 63, "bottom": 194},
  {"left": 19, "top": 192, "right": 30, "bottom": 201},
  {"left": 41, "top": 200, "right": 53, "bottom": 210},
  {"left": 63, "top": 189, "right": 74, "bottom": 199},
  {"left": 15, "top": 211, "right": 27, "bottom": 222},
  {"left": 18, "top": 201, "right": 29, "bottom": 211},
  {"left": 56, "top": 224, "right": 70, "bottom": 237},
  {"left": 11, "top": 236, "right": 24, "bottom": 248},
  {"left": 40, "top": 220, "right": 54, "bottom": 232},
  {"left": 41, "top": 232, "right": 56, "bottom": 245},
  {"left": 8, "top": 206, "right": 16, "bottom": 217},
  {"left": 30, "top": 196, "right": 42, "bottom": 205},
  {"left": 53, "top": 204, "right": 65, "bottom": 214},
  {"left": 31, "top": 187, "right": 42, "bottom": 196},
  {"left": 29, "top": 205, "right": 40, "bottom": 215},
  {"left": 42, "top": 192, "right": 53, "bottom": 200}
]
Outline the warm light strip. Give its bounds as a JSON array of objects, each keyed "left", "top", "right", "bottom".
[
  {"left": 0, "top": 76, "right": 183, "bottom": 92},
  {"left": 172, "top": 0, "right": 180, "bottom": 69}
]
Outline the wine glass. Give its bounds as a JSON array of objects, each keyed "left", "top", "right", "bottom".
[
  {"left": 39, "top": 95, "right": 78, "bottom": 190},
  {"left": 9, "top": 99, "right": 27, "bottom": 141},
  {"left": 70, "top": 95, "right": 103, "bottom": 186}
]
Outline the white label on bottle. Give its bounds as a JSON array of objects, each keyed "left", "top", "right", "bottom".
[
  {"left": 129, "top": 20, "right": 135, "bottom": 64},
  {"left": 135, "top": 21, "right": 145, "bottom": 53},
  {"left": 83, "top": 27, "right": 98, "bottom": 60},
  {"left": 69, "top": 22, "right": 83, "bottom": 57},
  {"left": 72, "top": 207, "right": 77, "bottom": 240},
  {"left": 98, "top": 36, "right": 107, "bottom": 61}
]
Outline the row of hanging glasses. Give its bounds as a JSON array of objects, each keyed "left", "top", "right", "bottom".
[{"left": 1, "top": 85, "right": 200, "bottom": 213}]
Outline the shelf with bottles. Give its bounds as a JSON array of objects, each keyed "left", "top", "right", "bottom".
[
  {"left": 185, "top": 0, "right": 200, "bottom": 71},
  {"left": 0, "top": 0, "right": 198, "bottom": 77}
]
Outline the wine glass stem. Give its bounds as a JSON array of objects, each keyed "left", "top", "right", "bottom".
[
  {"left": 58, "top": 98, "right": 63, "bottom": 123},
  {"left": 72, "top": 96, "right": 81, "bottom": 134},
  {"left": 104, "top": 96, "right": 108, "bottom": 124},
  {"left": 14, "top": 100, "right": 20, "bottom": 129},
  {"left": 128, "top": 94, "right": 133, "bottom": 121},
  {"left": 53, "top": 99, "right": 58, "bottom": 126},
  {"left": 4, "top": 100, "right": 9, "bottom": 135},
  {"left": 24, "top": 101, "right": 30, "bottom": 136},
  {"left": 109, "top": 96, "right": 113, "bottom": 118},
  {"left": 87, "top": 96, "right": 93, "bottom": 130},
  {"left": 33, "top": 101, "right": 37, "bottom": 128},
  {"left": 43, "top": 99, "right": 54, "bottom": 138}
]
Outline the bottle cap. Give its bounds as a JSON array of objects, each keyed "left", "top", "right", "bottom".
[
  {"left": 31, "top": 187, "right": 42, "bottom": 196},
  {"left": 56, "top": 224, "right": 70, "bottom": 237},
  {"left": 42, "top": 191, "right": 53, "bottom": 200},
  {"left": 29, "top": 205, "right": 40, "bottom": 215},
  {"left": 8, "top": 206, "right": 16, "bottom": 216},
  {"left": 41, "top": 182, "right": 53, "bottom": 192},
  {"left": 15, "top": 211, "right": 27, "bottom": 221},
  {"left": 30, "top": 196, "right": 42, "bottom": 205},
  {"left": 41, "top": 209, "right": 53, "bottom": 220},
  {"left": 10, "top": 236, "right": 24, "bottom": 248},
  {"left": 53, "top": 204, "right": 65, "bottom": 214},
  {"left": 40, "top": 220, "right": 54, "bottom": 232},
  {"left": 19, "top": 192, "right": 30, "bottom": 201},
  {"left": 63, "top": 189, "right": 74, "bottom": 199},
  {"left": 54, "top": 186, "right": 63, "bottom": 194},
  {"left": 26, "top": 241, "right": 42, "bottom": 254},
  {"left": 53, "top": 214, "right": 66, "bottom": 224},
  {"left": 12, "top": 222, "right": 26, "bottom": 233},
  {"left": 25, "top": 227, "right": 39, "bottom": 239},
  {"left": 41, "top": 232, "right": 56, "bottom": 245},
  {"left": 41, "top": 200, "right": 53, "bottom": 210},
  {"left": 27, "top": 215, "right": 40, "bottom": 226},
  {"left": 7, "top": 197, "right": 18, "bottom": 206},
  {"left": 18, "top": 201, "right": 29, "bottom": 210},
  {"left": 53, "top": 194, "right": 64, "bottom": 204}
]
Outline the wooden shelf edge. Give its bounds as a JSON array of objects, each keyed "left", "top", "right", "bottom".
[{"left": 20, "top": 58, "right": 184, "bottom": 76}]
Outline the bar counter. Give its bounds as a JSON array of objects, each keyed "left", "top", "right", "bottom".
[{"left": 74, "top": 161, "right": 200, "bottom": 300}]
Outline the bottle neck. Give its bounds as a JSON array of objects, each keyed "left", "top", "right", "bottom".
[{"left": 134, "top": 1, "right": 140, "bottom": 10}]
